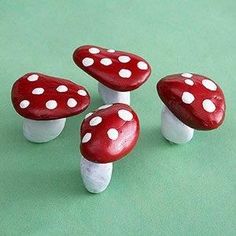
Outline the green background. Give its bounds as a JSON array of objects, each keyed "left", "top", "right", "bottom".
[{"left": 0, "top": 0, "right": 235, "bottom": 235}]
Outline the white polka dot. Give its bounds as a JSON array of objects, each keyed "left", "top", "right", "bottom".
[
  {"left": 89, "top": 116, "right": 102, "bottom": 126},
  {"left": 202, "top": 79, "right": 217, "bottom": 91},
  {"left": 78, "top": 89, "right": 87, "bottom": 96},
  {"left": 85, "top": 112, "right": 93, "bottom": 119},
  {"left": 118, "top": 109, "right": 133, "bottom": 121},
  {"left": 118, "top": 56, "right": 131, "bottom": 63},
  {"left": 98, "top": 104, "right": 113, "bottom": 110},
  {"left": 181, "top": 73, "right": 193, "bottom": 78},
  {"left": 32, "top": 87, "right": 44, "bottom": 95},
  {"left": 107, "top": 49, "right": 115, "bottom": 53},
  {"left": 46, "top": 100, "right": 57, "bottom": 110},
  {"left": 20, "top": 100, "right": 30, "bottom": 109},
  {"left": 182, "top": 92, "right": 195, "bottom": 104},
  {"left": 137, "top": 61, "right": 148, "bottom": 70},
  {"left": 89, "top": 47, "right": 100, "bottom": 54},
  {"left": 82, "top": 57, "right": 94, "bottom": 67},
  {"left": 184, "top": 79, "right": 194, "bottom": 86},
  {"left": 67, "top": 98, "right": 77, "bottom": 108},
  {"left": 27, "top": 74, "right": 39, "bottom": 81},
  {"left": 100, "top": 58, "right": 112, "bottom": 66},
  {"left": 202, "top": 99, "right": 216, "bottom": 113},
  {"left": 107, "top": 128, "right": 119, "bottom": 140},
  {"left": 56, "top": 85, "right": 68, "bottom": 92},
  {"left": 82, "top": 133, "right": 92, "bottom": 143},
  {"left": 119, "top": 69, "right": 132, "bottom": 78}
]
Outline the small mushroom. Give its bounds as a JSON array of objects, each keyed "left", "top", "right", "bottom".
[
  {"left": 11, "top": 73, "right": 90, "bottom": 143},
  {"left": 80, "top": 103, "right": 140, "bottom": 193},
  {"left": 73, "top": 45, "right": 151, "bottom": 105},
  {"left": 156, "top": 73, "right": 226, "bottom": 144}
]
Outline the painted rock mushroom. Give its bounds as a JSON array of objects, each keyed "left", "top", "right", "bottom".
[
  {"left": 12, "top": 73, "right": 90, "bottom": 143},
  {"left": 80, "top": 103, "right": 140, "bottom": 193},
  {"left": 73, "top": 45, "right": 151, "bottom": 105},
  {"left": 156, "top": 73, "right": 226, "bottom": 144}
]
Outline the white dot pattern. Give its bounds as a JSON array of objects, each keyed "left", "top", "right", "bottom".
[
  {"left": 89, "top": 116, "right": 102, "bottom": 126},
  {"left": 107, "top": 128, "right": 119, "bottom": 140},
  {"left": 89, "top": 47, "right": 100, "bottom": 54},
  {"left": 78, "top": 90, "right": 87, "bottom": 96},
  {"left": 27, "top": 74, "right": 39, "bottom": 81},
  {"left": 119, "top": 69, "right": 132, "bottom": 78},
  {"left": 82, "top": 57, "right": 94, "bottom": 67},
  {"left": 82, "top": 133, "right": 92, "bottom": 143},
  {"left": 118, "top": 109, "right": 133, "bottom": 121},
  {"left": 80, "top": 104, "right": 138, "bottom": 153},
  {"left": 202, "top": 79, "right": 217, "bottom": 91},
  {"left": 107, "top": 49, "right": 115, "bottom": 53},
  {"left": 46, "top": 100, "right": 57, "bottom": 110},
  {"left": 78, "top": 47, "right": 151, "bottom": 91},
  {"left": 32, "top": 88, "right": 44, "bottom": 95},
  {"left": 20, "top": 100, "right": 30, "bottom": 109},
  {"left": 100, "top": 58, "right": 112, "bottom": 66},
  {"left": 202, "top": 99, "right": 216, "bottom": 113},
  {"left": 137, "top": 61, "right": 148, "bottom": 70},
  {"left": 181, "top": 73, "right": 193, "bottom": 78},
  {"left": 67, "top": 98, "right": 77, "bottom": 108},
  {"left": 118, "top": 56, "right": 131, "bottom": 63},
  {"left": 17, "top": 74, "right": 90, "bottom": 117},
  {"left": 184, "top": 79, "right": 194, "bottom": 86},
  {"left": 57, "top": 85, "right": 68, "bottom": 92},
  {"left": 182, "top": 92, "right": 195, "bottom": 104},
  {"left": 157, "top": 73, "right": 224, "bottom": 128}
]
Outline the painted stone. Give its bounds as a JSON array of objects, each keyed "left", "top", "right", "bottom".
[
  {"left": 80, "top": 103, "right": 140, "bottom": 163},
  {"left": 12, "top": 73, "right": 90, "bottom": 120},
  {"left": 73, "top": 45, "right": 151, "bottom": 91},
  {"left": 157, "top": 73, "right": 226, "bottom": 130}
]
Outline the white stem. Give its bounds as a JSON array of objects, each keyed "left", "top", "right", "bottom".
[
  {"left": 23, "top": 118, "right": 66, "bottom": 143},
  {"left": 98, "top": 82, "right": 130, "bottom": 105},
  {"left": 80, "top": 156, "right": 113, "bottom": 193},
  {"left": 161, "top": 106, "right": 194, "bottom": 144}
]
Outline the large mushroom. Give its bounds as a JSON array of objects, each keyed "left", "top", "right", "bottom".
[
  {"left": 12, "top": 73, "right": 90, "bottom": 143},
  {"left": 156, "top": 73, "right": 226, "bottom": 144},
  {"left": 80, "top": 103, "right": 140, "bottom": 193},
  {"left": 73, "top": 45, "right": 151, "bottom": 105}
]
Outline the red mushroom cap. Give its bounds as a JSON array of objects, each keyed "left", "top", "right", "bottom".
[
  {"left": 80, "top": 103, "right": 140, "bottom": 163},
  {"left": 11, "top": 73, "right": 90, "bottom": 120},
  {"left": 157, "top": 73, "right": 226, "bottom": 130},
  {"left": 73, "top": 45, "right": 151, "bottom": 92}
]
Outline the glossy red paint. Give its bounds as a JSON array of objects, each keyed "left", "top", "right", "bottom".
[
  {"left": 157, "top": 73, "right": 226, "bottom": 130},
  {"left": 73, "top": 45, "right": 151, "bottom": 91},
  {"left": 80, "top": 103, "right": 140, "bottom": 163},
  {"left": 12, "top": 73, "right": 90, "bottom": 120}
]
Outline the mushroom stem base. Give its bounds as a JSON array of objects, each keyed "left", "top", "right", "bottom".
[
  {"left": 80, "top": 156, "right": 113, "bottom": 193},
  {"left": 98, "top": 83, "right": 130, "bottom": 105},
  {"left": 23, "top": 118, "right": 66, "bottom": 143},
  {"left": 161, "top": 106, "right": 194, "bottom": 144}
]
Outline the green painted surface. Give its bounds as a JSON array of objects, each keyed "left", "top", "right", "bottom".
[{"left": 0, "top": 1, "right": 235, "bottom": 235}]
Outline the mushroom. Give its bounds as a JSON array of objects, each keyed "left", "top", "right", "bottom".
[
  {"left": 73, "top": 45, "right": 151, "bottom": 105},
  {"left": 80, "top": 103, "right": 140, "bottom": 193},
  {"left": 156, "top": 73, "right": 226, "bottom": 144},
  {"left": 11, "top": 73, "right": 90, "bottom": 143}
]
